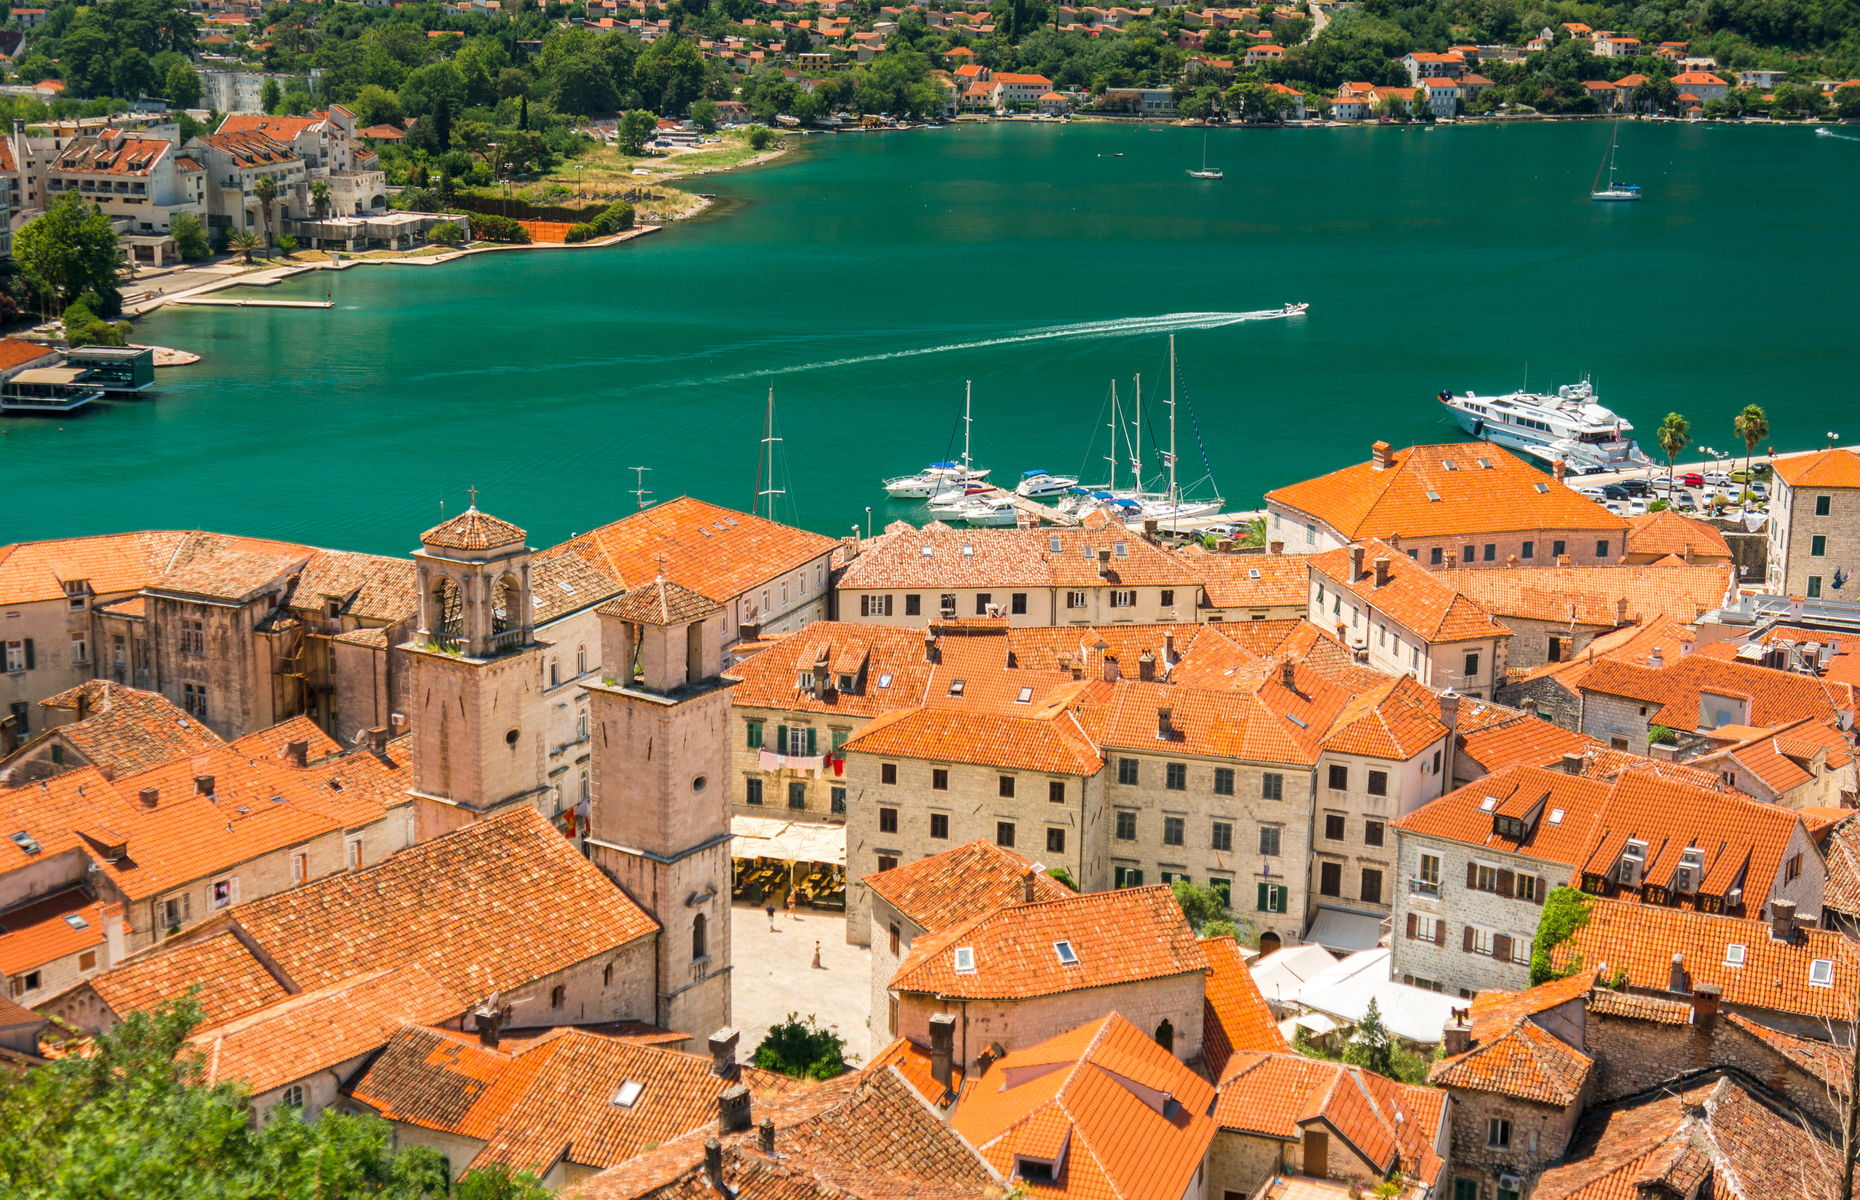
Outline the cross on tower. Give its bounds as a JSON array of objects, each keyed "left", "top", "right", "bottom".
[
  {"left": 467, "top": 485, "right": 479, "bottom": 509},
  {"left": 653, "top": 553, "right": 669, "bottom": 582}
]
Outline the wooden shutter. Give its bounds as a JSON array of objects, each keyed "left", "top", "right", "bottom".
[
  {"left": 1535, "top": 877, "right": 1547, "bottom": 905},
  {"left": 775, "top": 726, "right": 788, "bottom": 755},
  {"left": 1493, "top": 933, "right": 1512, "bottom": 962},
  {"left": 1406, "top": 912, "right": 1417, "bottom": 939},
  {"left": 22, "top": 639, "right": 32, "bottom": 670},
  {"left": 1258, "top": 882, "right": 1269, "bottom": 912},
  {"left": 1466, "top": 861, "right": 1478, "bottom": 889},
  {"left": 884, "top": 595, "right": 894, "bottom": 616},
  {"left": 860, "top": 595, "right": 869, "bottom": 617},
  {"left": 1462, "top": 925, "right": 1475, "bottom": 953},
  {"left": 805, "top": 727, "right": 817, "bottom": 756},
  {"left": 1435, "top": 919, "right": 1447, "bottom": 945},
  {"left": 1497, "top": 869, "right": 1515, "bottom": 897}
]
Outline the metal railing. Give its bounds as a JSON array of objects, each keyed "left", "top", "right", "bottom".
[{"left": 1408, "top": 877, "right": 1442, "bottom": 898}]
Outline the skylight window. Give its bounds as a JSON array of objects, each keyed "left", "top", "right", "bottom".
[
  {"left": 1479, "top": 796, "right": 1500, "bottom": 812},
  {"left": 1809, "top": 959, "right": 1835, "bottom": 987},
  {"left": 962, "top": 544, "right": 974, "bottom": 556},
  {"left": 1248, "top": 569, "right": 1260, "bottom": 580},
  {"left": 63, "top": 913, "right": 89, "bottom": 930},
  {"left": 1723, "top": 944, "right": 1746, "bottom": 967},
  {"left": 1016, "top": 686, "right": 1033, "bottom": 703},
  {"left": 1287, "top": 714, "right": 1308, "bottom": 729},
  {"left": 878, "top": 673, "right": 893, "bottom": 689},
  {"left": 1548, "top": 808, "right": 1565, "bottom": 825},
  {"left": 1426, "top": 490, "right": 1441, "bottom": 502},
  {"left": 1050, "top": 536, "right": 1062, "bottom": 553},
  {"left": 558, "top": 581, "right": 577, "bottom": 593},
  {"left": 1054, "top": 940, "right": 1079, "bottom": 966},
  {"left": 948, "top": 679, "right": 965, "bottom": 696},
  {"left": 611, "top": 1080, "right": 644, "bottom": 1108},
  {"left": 953, "top": 947, "right": 976, "bottom": 973},
  {"left": 327, "top": 780, "right": 344, "bottom": 792},
  {"left": 922, "top": 546, "right": 934, "bottom": 558},
  {"left": 1477, "top": 459, "right": 1494, "bottom": 469},
  {"left": 1442, "top": 460, "right": 1458, "bottom": 471},
  {"left": 700, "top": 528, "right": 712, "bottom": 537},
  {"left": 1114, "top": 542, "right": 1128, "bottom": 558},
  {"left": 1534, "top": 483, "right": 1550, "bottom": 494}
]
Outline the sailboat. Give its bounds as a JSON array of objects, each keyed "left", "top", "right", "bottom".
[
  {"left": 1187, "top": 131, "right": 1223, "bottom": 180},
  {"left": 1591, "top": 123, "right": 1641, "bottom": 201},
  {"left": 882, "top": 382, "right": 991, "bottom": 498},
  {"left": 1058, "top": 341, "right": 1223, "bottom": 527}
]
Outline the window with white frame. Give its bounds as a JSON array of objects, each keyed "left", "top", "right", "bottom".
[{"left": 1110, "top": 590, "right": 1136, "bottom": 608}]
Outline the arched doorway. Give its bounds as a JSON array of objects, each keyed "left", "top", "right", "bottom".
[
  {"left": 1258, "top": 932, "right": 1283, "bottom": 956},
  {"left": 1154, "top": 1018, "right": 1174, "bottom": 1054}
]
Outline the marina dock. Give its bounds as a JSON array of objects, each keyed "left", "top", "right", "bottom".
[{"left": 168, "top": 298, "right": 334, "bottom": 309}]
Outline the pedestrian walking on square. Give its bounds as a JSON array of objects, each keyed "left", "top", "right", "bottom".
[
  {"left": 812, "top": 940, "right": 823, "bottom": 970},
  {"left": 766, "top": 902, "right": 777, "bottom": 931},
  {"left": 785, "top": 889, "right": 798, "bottom": 921}
]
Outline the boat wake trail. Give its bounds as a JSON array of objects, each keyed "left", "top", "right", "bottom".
[
  {"left": 1821, "top": 130, "right": 1860, "bottom": 142},
  {"left": 704, "top": 310, "right": 1294, "bottom": 382}
]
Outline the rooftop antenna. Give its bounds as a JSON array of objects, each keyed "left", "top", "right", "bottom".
[
  {"left": 630, "top": 466, "right": 653, "bottom": 511},
  {"left": 757, "top": 388, "right": 785, "bottom": 522}
]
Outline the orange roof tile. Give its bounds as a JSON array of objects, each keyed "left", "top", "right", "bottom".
[
  {"left": 1266, "top": 442, "right": 1626, "bottom": 542},
  {"left": 6, "top": 682, "right": 223, "bottom": 781},
  {"left": 1216, "top": 1052, "right": 1446, "bottom": 1184},
  {"left": 728, "top": 622, "right": 935, "bottom": 718},
  {"left": 1199, "top": 935, "right": 1286, "bottom": 1077},
  {"left": 1721, "top": 1011, "right": 1850, "bottom": 1093},
  {"left": 420, "top": 505, "right": 526, "bottom": 552},
  {"left": 1310, "top": 540, "right": 1513, "bottom": 643},
  {"left": 867, "top": 1035, "right": 967, "bottom": 1106},
  {"left": 1453, "top": 700, "right": 1601, "bottom": 774},
  {"left": 1625, "top": 511, "right": 1732, "bottom": 561},
  {"left": 0, "top": 337, "right": 56, "bottom": 374},
  {"left": 86, "top": 930, "right": 291, "bottom": 1026},
  {"left": 1578, "top": 653, "right": 1845, "bottom": 732},
  {"left": 847, "top": 704, "right": 1103, "bottom": 777},
  {"left": 863, "top": 840, "right": 1074, "bottom": 932},
  {"left": 889, "top": 885, "right": 1204, "bottom": 1001},
  {"left": 0, "top": 530, "right": 192, "bottom": 605},
  {"left": 1430, "top": 1004, "right": 1592, "bottom": 1105},
  {"left": 1772, "top": 448, "right": 1860, "bottom": 489},
  {"left": 837, "top": 523, "right": 1198, "bottom": 592},
  {"left": 0, "top": 886, "right": 107, "bottom": 976},
  {"left": 1176, "top": 548, "right": 1311, "bottom": 610},
  {"left": 1447, "top": 563, "right": 1734, "bottom": 627}
]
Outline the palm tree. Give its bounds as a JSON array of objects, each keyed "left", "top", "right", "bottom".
[
  {"left": 227, "top": 229, "right": 262, "bottom": 264},
  {"left": 309, "top": 179, "right": 331, "bottom": 221},
  {"left": 1656, "top": 412, "right": 1691, "bottom": 502},
  {"left": 1733, "top": 403, "right": 1768, "bottom": 486},
  {"left": 253, "top": 175, "right": 278, "bottom": 250}
]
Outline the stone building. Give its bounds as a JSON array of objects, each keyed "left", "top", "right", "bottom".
[
  {"left": 1689, "top": 715, "right": 1856, "bottom": 809},
  {"left": 1265, "top": 441, "right": 1627, "bottom": 567},
  {"left": 1575, "top": 652, "right": 1847, "bottom": 755},
  {"left": 1497, "top": 615, "right": 1698, "bottom": 732},
  {"left": 1445, "top": 562, "right": 1734, "bottom": 672},
  {"left": 1766, "top": 448, "right": 1860, "bottom": 599},
  {"left": 1182, "top": 547, "right": 1313, "bottom": 622}
]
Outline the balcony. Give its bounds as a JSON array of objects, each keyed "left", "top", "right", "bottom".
[
  {"left": 1408, "top": 877, "right": 1442, "bottom": 898},
  {"left": 488, "top": 629, "right": 528, "bottom": 654}
]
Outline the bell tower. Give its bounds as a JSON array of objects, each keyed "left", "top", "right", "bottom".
[
  {"left": 403, "top": 504, "right": 552, "bottom": 835},
  {"left": 582, "top": 579, "right": 733, "bottom": 1038}
]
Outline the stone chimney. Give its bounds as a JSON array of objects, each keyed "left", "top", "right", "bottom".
[
  {"left": 1445, "top": 550, "right": 1458, "bottom": 570},
  {"left": 1373, "top": 557, "right": 1391, "bottom": 588},
  {"left": 1269, "top": 540, "right": 1284, "bottom": 555},
  {"left": 1690, "top": 982, "right": 1721, "bottom": 1024},
  {"left": 1138, "top": 649, "right": 1156, "bottom": 682},
  {"left": 1350, "top": 545, "right": 1366, "bottom": 581},
  {"left": 1562, "top": 752, "right": 1584, "bottom": 775},
  {"left": 1443, "top": 1007, "right": 1472, "bottom": 1056},
  {"left": 841, "top": 534, "right": 859, "bottom": 564},
  {"left": 75, "top": 691, "right": 89, "bottom": 722},
  {"left": 1371, "top": 440, "right": 1395, "bottom": 470},
  {"left": 1523, "top": 697, "right": 1538, "bottom": 718},
  {"left": 194, "top": 775, "right": 215, "bottom": 796},
  {"left": 285, "top": 739, "right": 309, "bottom": 767},
  {"left": 139, "top": 787, "right": 160, "bottom": 809},
  {"left": 1280, "top": 660, "right": 1296, "bottom": 691},
  {"left": 364, "top": 727, "right": 389, "bottom": 754},
  {"left": 928, "top": 1013, "right": 956, "bottom": 1092},
  {"left": 471, "top": 996, "right": 509, "bottom": 1049},
  {"left": 1143, "top": 518, "right": 1159, "bottom": 540},
  {"left": 1162, "top": 629, "right": 1176, "bottom": 665},
  {"left": 708, "top": 1028, "right": 740, "bottom": 1077},
  {"left": 1157, "top": 707, "right": 1173, "bottom": 739},
  {"left": 740, "top": 619, "right": 762, "bottom": 643},
  {"left": 923, "top": 628, "right": 938, "bottom": 663},
  {"left": 757, "top": 1117, "right": 775, "bottom": 1156},
  {"left": 1097, "top": 548, "right": 1112, "bottom": 578},
  {"left": 1439, "top": 692, "right": 1461, "bottom": 786},
  {"left": 1668, "top": 952, "right": 1688, "bottom": 995},
  {"left": 1021, "top": 867, "right": 1038, "bottom": 904},
  {"left": 717, "top": 1084, "right": 753, "bottom": 1133},
  {"left": 103, "top": 902, "right": 127, "bottom": 968},
  {"left": 1217, "top": 538, "right": 1234, "bottom": 552},
  {"left": 703, "top": 1138, "right": 724, "bottom": 1189},
  {"left": 1616, "top": 597, "right": 1629, "bottom": 627},
  {"left": 1771, "top": 899, "right": 1798, "bottom": 942},
  {"left": 1102, "top": 656, "right": 1119, "bottom": 683},
  {"left": 1554, "top": 459, "right": 1567, "bottom": 484}
]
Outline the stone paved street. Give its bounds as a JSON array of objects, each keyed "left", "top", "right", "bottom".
[{"left": 729, "top": 902, "right": 873, "bottom": 1069}]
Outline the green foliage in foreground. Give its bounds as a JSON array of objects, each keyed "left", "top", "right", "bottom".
[
  {"left": 0, "top": 993, "right": 547, "bottom": 1200},
  {"left": 1531, "top": 886, "right": 1594, "bottom": 985},
  {"left": 752, "top": 1012, "right": 850, "bottom": 1080}
]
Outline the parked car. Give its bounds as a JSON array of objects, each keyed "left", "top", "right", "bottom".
[
  {"left": 1601, "top": 483, "right": 1630, "bottom": 500},
  {"left": 1679, "top": 472, "right": 1705, "bottom": 488},
  {"left": 1621, "top": 478, "right": 1653, "bottom": 497},
  {"left": 1703, "top": 471, "right": 1734, "bottom": 486},
  {"left": 1625, "top": 499, "right": 1648, "bottom": 516},
  {"left": 1579, "top": 487, "right": 1607, "bottom": 500},
  {"left": 1747, "top": 483, "right": 1769, "bottom": 500}
]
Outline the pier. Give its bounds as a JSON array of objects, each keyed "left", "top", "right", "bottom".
[{"left": 167, "top": 298, "right": 334, "bottom": 309}]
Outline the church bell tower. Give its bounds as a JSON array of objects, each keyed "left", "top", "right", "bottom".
[{"left": 581, "top": 579, "right": 733, "bottom": 1038}]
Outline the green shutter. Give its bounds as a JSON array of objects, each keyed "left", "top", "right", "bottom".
[
  {"left": 747, "top": 721, "right": 762, "bottom": 749},
  {"left": 775, "top": 725, "right": 788, "bottom": 755},
  {"left": 806, "top": 727, "right": 817, "bottom": 756},
  {"left": 1132, "top": 869, "right": 1143, "bottom": 887},
  {"left": 1257, "top": 882, "right": 1269, "bottom": 911}
]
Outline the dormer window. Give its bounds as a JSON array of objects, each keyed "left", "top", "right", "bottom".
[
  {"left": 797, "top": 672, "right": 817, "bottom": 692},
  {"left": 838, "top": 674, "right": 855, "bottom": 692},
  {"left": 948, "top": 679, "right": 965, "bottom": 697}
]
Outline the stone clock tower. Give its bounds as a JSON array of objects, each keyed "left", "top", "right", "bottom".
[{"left": 581, "top": 579, "right": 734, "bottom": 1037}]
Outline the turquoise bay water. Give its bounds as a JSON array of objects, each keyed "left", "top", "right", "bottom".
[{"left": 5, "top": 120, "right": 1855, "bottom": 555}]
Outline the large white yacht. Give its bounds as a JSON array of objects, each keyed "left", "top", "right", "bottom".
[{"left": 1439, "top": 380, "right": 1651, "bottom": 473}]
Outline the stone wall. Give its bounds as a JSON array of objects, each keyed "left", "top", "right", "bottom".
[
  {"left": 1443, "top": 1085, "right": 1587, "bottom": 1200},
  {"left": 897, "top": 972, "right": 1205, "bottom": 1072},
  {"left": 1494, "top": 678, "right": 1581, "bottom": 732},
  {"left": 1577, "top": 690, "right": 1653, "bottom": 754},
  {"left": 1585, "top": 1007, "right": 1840, "bottom": 1127},
  {"left": 1389, "top": 830, "right": 1551, "bottom": 998},
  {"left": 1207, "top": 1130, "right": 1290, "bottom": 1200},
  {"left": 835, "top": 583, "right": 1191, "bottom": 629}
]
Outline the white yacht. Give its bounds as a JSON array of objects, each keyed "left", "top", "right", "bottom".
[
  {"left": 882, "top": 382, "right": 990, "bottom": 498},
  {"left": 1439, "top": 380, "right": 1651, "bottom": 473},
  {"left": 1016, "top": 470, "right": 1079, "bottom": 498}
]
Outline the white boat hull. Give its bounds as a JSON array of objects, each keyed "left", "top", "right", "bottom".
[{"left": 1017, "top": 475, "right": 1079, "bottom": 499}]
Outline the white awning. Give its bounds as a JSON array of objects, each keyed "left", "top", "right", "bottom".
[
  {"left": 1306, "top": 906, "right": 1387, "bottom": 953},
  {"left": 730, "top": 815, "right": 845, "bottom": 866}
]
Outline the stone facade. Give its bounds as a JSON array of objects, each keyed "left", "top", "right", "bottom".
[
  {"left": 896, "top": 971, "right": 1206, "bottom": 1073},
  {"left": 1443, "top": 1083, "right": 1589, "bottom": 1200},
  {"left": 732, "top": 704, "right": 862, "bottom": 824},
  {"left": 1389, "top": 829, "right": 1551, "bottom": 997},
  {"left": 1308, "top": 747, "right": 1444, "bottom": 940},
  {"left": 1207, "top": 1130, "right": 1294, "bottom": 1200},
  {"left": 1577, "top": 689, "right": 1658, "bottom": 754},
  {"left": 1584, "top": 1004, "right": 1839, "bottom": 1127},
  {"left": 1307, "top": 568, "right": 1511, "bottom": 700},
  {"left": 838, "top": 582, "right": 1195, "bottom": 629},
  {"left": 1768, "top": 464, "right": 1860, "bottom": 600},
  {"left": 1267, "top": 506, "right": 1624, "bottom": 573}
]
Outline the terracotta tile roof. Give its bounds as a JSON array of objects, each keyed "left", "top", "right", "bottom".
[
  {"left": 847, "top": 705, "right": 1104, "bottom": 777},
  {"left": 838, "top": 523, "right": 1199, "bottom": 592},
  {"left": 1174, "top": 549, "right": 1312, "bottom": 610},
  {"left": 1215, "top": 1052, "right": 1445, "bottom": 1184},
  {"left": 600, "top": 578, "right": 722, "bottom": 626},
  {"left": 1553, "top": 899, "right": 1860, "bottom": 1024},
  {"left": 226, "top": 715, "right": 343, "bottom": 763},
  {"left": 1533, "top": 1075, "right": 1838, "bottom": 1200},
  {"left": 952, "top": 1014, "right": 1217, "bottom": 1200},
  {"left": 1452, "top": 700, "right": 1601, "bottom": 774},
  {"left": 1199, "top": 935, "right": 1286, "bottom": 1078},
  {"left": 728, "top": 623, "right": 937, "bottom": 718},
  {"left": 542, "top": 497, "right": 838, "bottom": 606},
  {"left": 1266, "top": 442, "right": 1626, "bottom": 541},
  {"left": 862, "top": 840, "right": 1073, "bottom": 932},
  {"left": 193, "top": 966, "right": 466, "bottom": 1095},
  {"left": 352, "top": 1023, "right": 796, "bottom": 1174},
  {"left": 0, "top": 337, "right": 56, "bottom": 374},
  {"left": 151, "top": 532, "right": 318, "bottom": 602},
  {"left": 889, "top": 885, "right": 1205, "bottom": 1001},
  {"left": 1578, "top": 653, "right": 1845, "bottom": 733},
  {"left": 0, "top": 993, "right": 41, "bottom": 1029},
  {"left": 213, "top": 113, "right": 331, "bottom": 139},
  {"left": 94, "top": 595, "right": 146, "bottom": 619},
  {"left": 196, "top": 128, "right": 303, "bottom": 168},
  {"left": 87, "top": 930, "right": 290, "bottom": 1026},
  {"left": 1429, "top": 1002, "right": 1593, "bottom": 1105},
  {"left": 19, "top": 682, "right": 225, "bottom": 779},
  {"left": 0, "top": 530, "right": 190, "bottom": 605},
  {"left": 50, "top": 135, "right": 171, "bottom": 176},
  {"left": 291, "top": 550, "right": 417, "bottom": 623},
  {"left": 1514, "top": 615, "right": 1699, "bottom": 692},
  {"left": 420, "top": 506, "right": 526, "bottom": 552},
  {"left": 0, "top": 886, "right": 106, "bottom": 976},
  {"left": 1625, "top": 511, "right": 1732, "bottom": 561},
  {"left": 1583, "top": 987, "right": 1690, "bottom": 1025},
  {"left": 532, "top": 553, "right": 624, "bottom": 623},
  {"left": 1771, "top": 448, "right": 1860, "bottom": 489},
  {"left": 1005, "top": 624, "right": 1219, "bottom": 678},
  {"left": 1820, "top": 814, "right": 1860, "bottom": 916},
  {"left": 1309, "top": 540, "right": 1512, "bottom": 643},
  {"left": 1572, "top": 747, "right": 1733, "bottom": 793},
  {"left": 1394, "top": 763, "right": 1613, "bottom": 865},
  {"left": 1722, "top": 1011, "right": 1850, "bottom": 1093},
  {"left": 868, "top": 1035, "right": 966, "bottom": 1106},
  {"left": 1447, "top": 563, "right": 1734, "bottom": 627}
]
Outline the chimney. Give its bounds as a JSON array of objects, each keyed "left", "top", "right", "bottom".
[
  {"left": 928, "top": 1013, "right": 956, "bottom": 1092},
  {"left": 704, "top": 1138, "right": 724, "bottom": 1189},
  {"left": 740, "top": 619, "right": 761, "bottom": 643},
  {"left": 841, "top": 534, "right": 859, "bottom": 563},
  {"left": 1445, "top": 550, "right": 1458, "bottom": 570},
  {"left": 1506, "top": 554, "right": 1518, "bottom": 567},
  {"left": 1649, "top": 646, "right": 1664, "bottom": 669},
  {"left": 1668, "top": 951, "right": 1688, "bottom": 995},
  {"left": 1217, "top": 538, "right": 1234, "bottom": 552},
  {"left": 1143, "top": 518, "right": 1159, "bottom": 540},
  {"left": 1097, "top": 548, "right": 1112, "bottom": 578},
  {"left": 471, "top": 997, "right": 508, "bottom": 1049},
  {"left": 194, "top": 775, "right": 215, "bottom": 797},
  {"left": 1439, "top": 691, "right": 1461, "bottom": 730},
  {"left": 1554, "top": 459, "right": 1567, "bottom": 484},
  {"left": 1269, "top": 540, "right": 1284, "bottom": 555},
  {"left": 1349, "top": 545, "right": 1366, "bottom": 581},
  {"left": 757, "top": 1117, "right": 775, "bottom": 1156},
  {"left": 285, "top": 739, "right": 309, "bottom": 767},
  {"left": 1562, "top": 752, "right": 1583, "bottom": 775},
  {"left": 364, "top": 727, "right": 389, "bottom": 754},
  {"left": 1616, "top": 597, "right": 1629, "bottom": 627},
  {"left": 102, "top": 902, "right": 127, "bottom": 968},
  {"left": 1022, "top": 868, "right": 1038, "bottom": 903},
  {"left": 1162, "top": 629, "right": 1176, "bottom": 665},
  {"left": 1102, "top": 656, "right": 1119, "bottom": 683},
  {"left": 139, "top": 787, "right": 160, "bottom": 810},
  {"left": 75, "top": 691, "right": 89, "bottom": 722},
  {"left": 1157, "top": 707, "right": 1173, "bottom": 738},
  {"left": 1138, "top": 649, "right": 1156, "bottom": 681},
  {"left": 1442, "top": 1007, "right": 1472, "bottom": 1056},
  {"left": 708, "top": 1028, "right": 740, "bottom": 1077},
  {"left": 717, "top": 1084, "right": 753, "bottom": 1133},
  {"left": 1523, "top": 697, "right": 1538, "bottom": 718},
  {"left": 1371, "top": 440, "right": 1394, "bottom": 470},
  {"left": 923, "top": 628, "right": 937, "bottom": 663},
  {"left": 1439, "top": 692, "right": 1461, "bottom": 787},
  {"left": 1374, "top": 557, "right": 1391, "bottom": 588},
  {"left": 1280, "top": 659, "right": 1296, "bottom": 691},
  {"left": 1771, "top": 899, "right": 1798, "bottom": 942},
  {"left": 1690, "top": 982, "right": 1722, "bottom": 1024}
]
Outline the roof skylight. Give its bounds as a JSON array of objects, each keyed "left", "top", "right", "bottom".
[
  {"left": 922, "top": 546, "right": 934, "bottom": 558},
  {"left": 953, "top": 947, "right": 976, "bottom": 973},
  {"left": 611, "top": 1080, "right": 644, "bottom": 1108},
  {"left": 1479, "top": 796, "right": 1500, "bottom": 811},
  {"left": 1723, "top": 944, "right": 1746, "bottom": 967},
  {"left": 1810, "top": 959, "right": 1835, "bottom": 987},
  {"left": 1426, "top": 490, "right": 1441, "bottom": 502},
  {"left": 1534, "top": 483, "right": 1550, "bottom": 494},
  {"left": 1248, "top": 569, "right": 1260, "bottom": 580},
  {"left": 1054, "top": 940, "right": 1079, "bottom": 966},
  {"left": 1049, "top": 536, "right": 1062, "bottom": 552},
  {"left": 1548, "top": 808, "right": 1565, "bottom": 825},
  {"left": 63, "top": 913, "right": 89, "bottom": 930},
  {"left": 948, "top": 679, "right": 965, "bottom": 696},
  {"left": 1016, "top": 687, "right": 1033, "bottom": 704},
  {"left": 878, "top": 673, "right": 893, "bottom": 689}
]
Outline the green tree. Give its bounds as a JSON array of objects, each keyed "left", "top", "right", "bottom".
[
  {"left": 1170, "top": 878, "right": 1237, "bottom": 935},
  {"left": 1656, "top": 412, "right": 1691, "bottom": 501},
  {"left": 164, "top": 60, "right": 202, "bottom": 108},
  {"left": 276, "top": 234, "right": 298, "bottom": 258},
  {"left": 169, "top": 211, "right": 210, "bottom": 259},
  {"left": 261, "top": 76, "right": 283, "bottom": 114},
  {"left": 428, "top": 219, "right": 465, "bottom": 246},
  {"left": 1733, "top": 404, "right": 1768, "bottom": 483},
  {"left": 454, "top": 1163, "right": 551, "bottom": 1200},
  {"left": 1836, "top": 85, "right": 1860, "bottom": 119},
  {"left": 14, "top": 195, "right": 122, "bottom": 311},
  {"left": 619, "top": 108, "right": 659, "bottom": 153},
  {"left": 14, "top": 54, "right": 57, "bottom": 85},
  {"left": 253, "top": 175, "right": 278, "bottom": 248},
  {"left": 309, "top": 179, "right": 332, "bottom": 220},
  {"left": 496, "top": 67, "right": 531, "bottom": 101},
  {"left": 745, "top": 123, "right": 775, "bottom": 150},
  {"left": 1341, "top": 996, "right": 1394, "bottom": 1077},
  {"left": 692, "top": 97, "right": 720, "bottom": 131},
  {"left": 401, "top": 61, "right": 463, "bottom": 148},
  {"left": 752, "top": 1013, "right": 849, "bottom": 1080},
  {"left": 635, "top": 33, "right": 706, "bottom": 114},
  {"left": 227, "top": 228, "right": 262, "bottom": 263},
  {"left": 351, "top": 84, "right": 405, "bottom": 130}
]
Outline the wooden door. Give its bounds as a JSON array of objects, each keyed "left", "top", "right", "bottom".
[{"left": 1303, "top": 1131, "right": 1328, "bottom": 1177}]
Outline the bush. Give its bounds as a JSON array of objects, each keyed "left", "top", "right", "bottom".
[
  {"left": 63, "top": 298, "right": 128, "bottom": 348},
  {"left": 746, "top": 124, "right": 775, "bottom": 151},
  {"left": 428, "top": 220, "right": 464, "bottom": 247},
  {"left": 1048, "top": 866, "right": 1079, "bottom": 891},
  {"left": 591, "top": 200, "right": 634, "bottom": 236},
  {"left": 1529, "top": 886, "right": 1593, "bottom": 986},
  {"left": 170, "top": 212, "right": 210, "bottom": 261},
  {"left": 563, "top": 222, "right": 597, "bottom": 243},
  {"left": 469, "top": 213, "right": 531, "bottom": 244},
  {"left": 751, "top": 1013, "right": 848, "bottom": 1080}
]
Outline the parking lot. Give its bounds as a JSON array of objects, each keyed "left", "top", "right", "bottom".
[{"left": 1560, "top": 452, "right": 1790, "bottom": 521}]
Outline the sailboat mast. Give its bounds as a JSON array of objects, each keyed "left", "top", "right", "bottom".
[
  {"left": 1168, "top": 335, "right": 1178, "bottom": 507},
  {"left": 758, "top": 387, "right": 785, "bottom": 521},
  {"left": 1132, "top": 373, "right": 1143, "bottom": 493},
  {"left": 962, "top": 380, "right": 972, "bottom": 474},
  {"left": 1107, "top": 382, "right": 1120, "bottom": 491}
]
